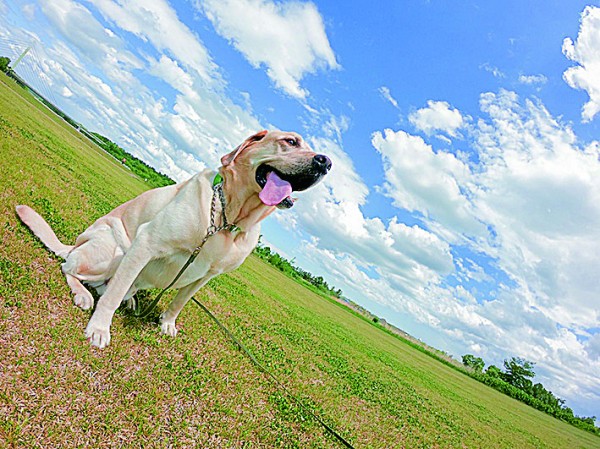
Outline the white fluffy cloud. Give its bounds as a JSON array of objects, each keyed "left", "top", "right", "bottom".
[
  {"left": 480, "top": 62, "right": 505, "bottom": 79},
  {"left": 199, "top": 0, "right": 339, "bottom": 99},
  {"left": 372, "top": 129, "right": 483, "bottom": 239},
  {"left": 518, "top": 74, "right": 548, "bottom": 86},
  {"left": 408, "top": 100, "right": 465, "bottom": 137},
  {"left": 61, "top": 86, "right": 73, "bottom": 97},
  {"left": 378, "top": 86, "right": 399, "bottom": 108},
  {"left": 586, "top": 333, "right": 600, "bottom": 360},
  {"left": 9, "top": 0, "right": 263, "bottom": 181},
  {"left": 22, "top": 3, "right": 36, "bottom": 19},
  {"left": 39, "top": 0, "right": 143, "bottom": 81},
  {"left": 473, "top": 90, "right": 600, "bottom": 330},
  {"left": 87, "top": 0, "right": 220, "bottom": 84},
  {"left": 563, "top": 5, "right": 600, "bottom": 122}
]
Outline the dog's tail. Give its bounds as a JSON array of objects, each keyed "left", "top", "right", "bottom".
[{"left": 16, "top": 205, "right": 74, "bottom": 259}]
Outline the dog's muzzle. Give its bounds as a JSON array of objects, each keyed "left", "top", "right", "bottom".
[{"left": 256, "top": 154, "right": 332, "bottom": 209}]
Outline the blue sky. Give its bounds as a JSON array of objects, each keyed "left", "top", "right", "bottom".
[{"left": 1, "top": 0, "right": 599, "bottom": 419}]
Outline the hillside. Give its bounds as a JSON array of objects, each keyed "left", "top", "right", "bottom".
[{"left": 0, "top": 71, "right": 598, "bottom": 448}]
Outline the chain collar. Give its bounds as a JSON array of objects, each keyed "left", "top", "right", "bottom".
[{"left": 192, "top": 174, "right": 239, "bottom": 256}]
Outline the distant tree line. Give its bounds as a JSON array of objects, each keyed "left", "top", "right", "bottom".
[
  {"left": 91, "top": 133, "right": 175, "bottom": 189},
  {"left": 254, "top": 242, "right": 343, "bottom": 299},
  {"left": 462, "top": 354, "right": 599, "bottom": 435}
]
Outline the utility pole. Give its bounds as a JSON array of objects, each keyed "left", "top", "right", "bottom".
[{"left": 12, "top": 46, "right": 31, "bottom": 69}]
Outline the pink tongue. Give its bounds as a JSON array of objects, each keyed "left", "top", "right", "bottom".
[{"left": 259, "top": 171, "right": 292, "bottom": 206}]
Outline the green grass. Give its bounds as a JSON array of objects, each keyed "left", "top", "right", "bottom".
[{"left": 0, "top": 71, "right": 598, "bottom": 448}]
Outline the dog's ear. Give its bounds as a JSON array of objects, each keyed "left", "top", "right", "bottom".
[{"left": 221, "top": 130, "right": 268, "bottom": 166}]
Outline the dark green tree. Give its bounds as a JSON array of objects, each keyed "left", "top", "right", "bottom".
[
  {"left": 0, "top": 56, "right": 12, "bottom": 73},
  {"left": 532, "top": 383, "right": 561, "bottom": 409},
  {"left": 485, "top": 364, "right": 503, "bottom": 378},
  {"left": 503, "top": 357, "right": 535, "bottom": 390},
  {"left": 462, "top": 354, "right": 485, "bottom": 373}
]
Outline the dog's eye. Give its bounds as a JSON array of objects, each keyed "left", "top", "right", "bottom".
[{"left": 285, "top": 138, "right": 298, "bottom": 147}]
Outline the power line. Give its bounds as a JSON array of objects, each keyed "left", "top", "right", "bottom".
[
  {"left": 29, "top": 44, "right": 58, "bottom": 106},
  {"left": 0, "top": 36, "right": 59, "bottom": 107}
]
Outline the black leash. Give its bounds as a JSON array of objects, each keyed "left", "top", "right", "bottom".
[
  {"left": 134, "top": 251, "right": 199, "bottom": 318},
  {"left": 191, "top": 297, "right": 356, "bottom": 448}
]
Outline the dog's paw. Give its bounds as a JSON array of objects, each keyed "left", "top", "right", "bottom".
[
  {"left": 74, "top": 291, "right": 94, "bottom": 310},
  {"left": 160, "top": 322, "right": 178, "bottom": 337},
  {"left": 85, "top": 321, "right": 111, "bottom": 349},
  {"left": 159, "top": 315, "right": 178, "bottom": 337}
]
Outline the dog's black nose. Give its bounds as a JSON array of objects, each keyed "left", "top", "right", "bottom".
[{"left": 313, "top": 154, "right": 332, "bottom": 173}]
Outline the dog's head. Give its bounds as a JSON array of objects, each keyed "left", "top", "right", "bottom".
[{"left": 221, "top": 130, "right": 331, "bottom": 209}]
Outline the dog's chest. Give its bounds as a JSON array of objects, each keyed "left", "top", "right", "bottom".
[{"left": 134, "top": 231, "right": 257, "bottom": 290}]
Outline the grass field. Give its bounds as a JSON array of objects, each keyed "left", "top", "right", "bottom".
[{"left": 1, "top": 71, "right": 598, "bottom": 448}]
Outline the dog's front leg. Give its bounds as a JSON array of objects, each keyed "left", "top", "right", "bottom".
[
  {"left": 159, "top": 274, "right": 216, "bottom": 337},
  {"left": 85, "top": 234, "right": 154, "bottom": 348}
]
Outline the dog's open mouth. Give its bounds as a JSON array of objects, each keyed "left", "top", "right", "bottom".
[{"left": 256, "top": 164, "right": 325, "bottom": 209}]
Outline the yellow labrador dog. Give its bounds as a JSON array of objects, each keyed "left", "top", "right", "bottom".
[{"left": 16, "top": 130, "right": 331, "bottom": 348}]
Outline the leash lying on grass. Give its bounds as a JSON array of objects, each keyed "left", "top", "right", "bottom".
[
  {"left": 134, "top": 175, "right": 356, "bottom": 448},
  {"left": 190, "top": 296, "right": 356, "bottom": 449}
]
